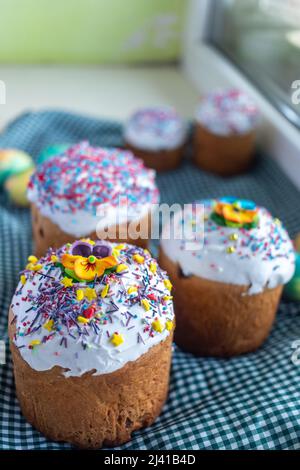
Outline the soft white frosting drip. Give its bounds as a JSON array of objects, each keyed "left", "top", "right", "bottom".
[
  {"left": 161, "top": 200, "right": 295, "bottom": 295},
  {"left": 11, "top": 242, "right": 174, "bottom": 376},
  {"left": 27, "top": 142, "right": 159, "bottom": 237},
  {"left": 28, "top": 185, "right": 153, "bottom": 238},
  {"left": 195, "top": 89, "right": 259, "bottom": 136},
  {"left": 124, "top": 106, "right": 187, "bottom": 151}
]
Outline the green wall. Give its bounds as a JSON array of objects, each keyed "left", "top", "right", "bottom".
[{"left": 0, "top": 0, "right": 186, "bottom": 63}]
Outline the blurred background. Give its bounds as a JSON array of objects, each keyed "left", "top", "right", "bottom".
[
  {"left": 0, "top": 0, "right": 194, "bottom": 124},
  {"left": 0, "top": 0, "right": 299, "bottom": 181},
  {"left": 208, "top": 0, "right": 300, "bottom": 123},
  {"left": 0, "top": 0, "right": 184, "bottom": 63}
]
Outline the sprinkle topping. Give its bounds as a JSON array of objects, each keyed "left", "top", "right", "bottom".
[
  {"left": 196, "top": 89, "right": 259, "bottom": 136},
  {"left": 124, "top": 106, "right": 187, "bottom": 151},
  {"left": 161, "top": 198, "right": 295, "bottom": 295},
  {"left": 28, "top": 141, "right": 159, "bottom": 216},
  {"left": 11, "top": 239, "right": 174, "bottom": 376}
]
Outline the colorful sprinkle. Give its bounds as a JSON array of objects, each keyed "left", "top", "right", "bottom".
[
  {"left": 85, "top": 288, "right": 97, "bottom": 301},
  {"left": 101, "top": 284, "right": 109, "bottom": 298},
  {"left": 76, "top": 289, "right": 84, "bottom": 301},
  {"left": 133, "top": 254, "right": 145, "bottom": 264},
  {"left": 77, "top": 316, "right": 90, "bottom": 324},
  {"left": 165, "top": 320, "right": 174, "bottom": 331},
  {"left": 152, "top": 319, "right": 164, "bottom": 333},
  {"left": 28, "top": 255, "right": 38, "bottom": 264},
  {"left": 141, "top": 299, "right": 151, "bottom": 311},
  {"left": 116, "top": 264, "right": 128, "bottom": 273},
  {"left": 110, "top": 332, "right": 124, "bottom": 347},
  {"left": 150, "top": 262, "right": 157, "bottom": 274},
  {"left": 43, "top": 319, "right": 54, "bottom": 331},
  {"left": 163, "top": 279, "right": 172, "bottom": 292},
  {"left": 11, "top": 240, "right": 175, "bottom": 376},
  {"left": 28, "top": 142, "right": 159, "bottom": 216},
  {"left": 61, "top": 277, "right": 73, "bottom": 288}
]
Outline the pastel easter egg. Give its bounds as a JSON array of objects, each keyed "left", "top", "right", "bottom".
[
  {"left": 284, "top": 251, "right": 300, "bottom": 301},
  {"left": 0, "top": 149, "right": 33, "bottom": 185},
  {"left": 5, "top": 168, "right": 34, "bottom": 207},
  {"left": 294, "top": 233, "right": 300, "bottom": 253},
  {"left": 37, "top": 144, "right": 71, "bottom": 165}
]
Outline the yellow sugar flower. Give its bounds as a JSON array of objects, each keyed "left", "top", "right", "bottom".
[{"left": 61, "top": 253, "right": 118, "bottom": 281}]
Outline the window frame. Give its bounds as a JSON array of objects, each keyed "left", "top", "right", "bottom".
[
  {"left": 204, "top": 0, "right": 300, "bottom": 130},
  {"left": 182, "top": 0, "right": 300, "bottom": 189}
]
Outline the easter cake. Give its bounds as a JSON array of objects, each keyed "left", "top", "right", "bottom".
[
  {"left": 124, "top": 106, "right": 187, "bottom": 171},
  {"left": 28, "top": 141, "right": 159, "bottom": 256},
  {"left": 194, "top": 89, "right": 259, "bottom": 176},
  {"left": 9, "top": 239, "right": 174, "bottom": 448},
  {"left": 160, "top": 197, "right": 295, "bottom": 356}
]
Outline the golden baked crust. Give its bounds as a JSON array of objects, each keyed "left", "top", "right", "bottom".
[
  {"left": 126, "top": 143, "right": 183, "bottom": 172},
  {"left": 9, "top": 307, "right": 173, "bottom": 449},
  {"left": 194, "top": 124, "right": 255, "bottom": 176},
  {"left": 159, "top": 248, "right": 282, "bottom": 357},
  {"left": 31, "top": 203, "right": 151, "bottom": 258}
]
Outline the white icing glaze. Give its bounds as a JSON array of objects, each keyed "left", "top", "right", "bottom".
[
  {"left": 161, "top": 199, "right": 295, "bottom": 295},
  {"left": 27, "top": 142, "right": 159, "bottom": 237},
  {"left": 11, "top": 241, "right": 174, "bottom": 377},
  {"left": 124, "top": 106, "right": 187, "bottom": 151},
  {"left": 195, "top": 89, "right": 259, "bottom": 136},
  {"left": 28, "top": 185, "right": 153, "bottom": 238}
]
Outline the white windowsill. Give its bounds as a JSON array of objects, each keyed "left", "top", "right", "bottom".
[{"left": 0, "top": 65, "right": 199, "bottom": 130}]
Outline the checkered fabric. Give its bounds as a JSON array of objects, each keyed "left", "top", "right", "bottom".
[{"left": 1, "top": 110, "right": 300, "bottom": 450}]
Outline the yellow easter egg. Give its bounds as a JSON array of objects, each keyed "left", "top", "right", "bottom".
[
  {"left": 5, "top": 168, "right": 34, "bottom": 207},
  {"left": 0, "top": 149, "right": 33, "bottom": 185}
]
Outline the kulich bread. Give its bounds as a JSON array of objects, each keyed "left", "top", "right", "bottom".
[
  {"left": 194, "top": 89, "right": 259, "bottom": 176},
  {"left": 124, "top": 107, "right": 187, "bottom": 171},
  {"left": 28, "top": 142, "right": 159, "bottom": 257},
  {"left": 9, "top": 239, "right": 175, "bottom": 448},
  {"left": 31, "top": 203, "right": 152, "bottom": 258},
  {"left": 159, "top": 249, "right": 281, "bottom": 356},
  {"left": 194, "top": 125, "right": 255, "bottom": 176},
  {"left": 126, "top": 143, "right": 184, "bottom": 173},
  {"left": 9, "top": 317, "right": 172, "bottom": 448},
  {"left": 160, "top": 197, "right": 295, "bottom": 357}
]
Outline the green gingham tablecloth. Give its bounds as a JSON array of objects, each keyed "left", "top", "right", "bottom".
[{"left": 1, "top": 110, "right": 300, "bottom": 450}]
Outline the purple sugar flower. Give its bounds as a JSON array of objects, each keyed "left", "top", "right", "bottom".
[{"left": 71, "top": 240, "right": 112, "bottom": 259}]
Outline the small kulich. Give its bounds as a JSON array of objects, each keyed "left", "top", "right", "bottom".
[
  {"left": 194, "top": 124, "right": 255, "bottom": 176},
  {"left": 194, "top": 89, "right": 259, "bottom": 177},
  {"left": 126, "top": 143, "right": 184, "bottom": 172},
  {"left": 124, "top": 106, "right": 187, "bottom": 172}
]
